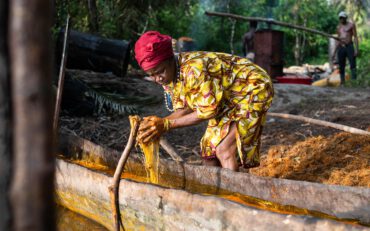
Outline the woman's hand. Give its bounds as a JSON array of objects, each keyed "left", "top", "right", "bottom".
[{"left": 138, "top": 116, "right": 170, "bottom": 143}]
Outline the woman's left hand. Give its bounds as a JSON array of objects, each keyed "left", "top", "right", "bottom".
[{"left": 137, "top": 116, "right": 169, "bottom": 143}]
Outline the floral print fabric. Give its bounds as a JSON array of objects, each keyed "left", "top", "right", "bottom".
[{"left": 163, "top": 51, "right": 274, "bottom": 168}]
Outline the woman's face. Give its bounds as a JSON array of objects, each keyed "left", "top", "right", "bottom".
[{"left": 146, "top": 58, "right": 176, "bottom": 85}]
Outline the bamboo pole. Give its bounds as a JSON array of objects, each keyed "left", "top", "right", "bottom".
[
  {"left": 205, "top": 11, "right": 340, "bottom": 40},
  {"left": 268, "top": 112, "right": 370, "bottom": 136},
  {"left": 53, "top": 15, "right": 70, "bottom": 132},
  {"left": 9, "top": 0, "right": 55, "bottom": 230},
  {"left": 108, "top": 116, "right": 141, "bottom": 231},
  {"left": 0, "top": 0, "right": 11, "bottom": 229}
]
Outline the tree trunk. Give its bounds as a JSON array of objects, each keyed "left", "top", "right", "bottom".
[
  {"left": 293, "top": 11, "right": 300, "bottom": 66},
  {"left": 87, "top": 0, "right": 99, "bottom": 33},
  {"left": 0, "top": 0, "right": 11, "bottom": 230},
  {"left": 299, "top": 19, "right": 307, "bottom": 65},
  {"left": 294, "top": 34, "right": 301, "bottom": 65},
  {"left": 9, "top": 0, "right": 55, "bottom": 230}
]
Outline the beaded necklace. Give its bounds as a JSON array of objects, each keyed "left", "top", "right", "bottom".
[
  {"left": 164, "top": 57, "right": 180, "bottom": 112},
  {"left": 164, "top": 91, "right": 174, "bottom": 112}
]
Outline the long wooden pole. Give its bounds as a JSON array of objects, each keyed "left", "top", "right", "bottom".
[
  {"left": 0, "top": 0, "right": 11, "bottom": 229},
  {"left": 268, "top": 113, "right": 370, "bottom": 135},
  {"left": 108, "top": 116, "right": 140, "bottom": 231},
  {"left": 9, "top": 0, "right": 55, "bottom": 230},
  {"left": 160, "top": 138, "right": 184, "bottom": 162},
  {"left": 53, "top": 15, "right": 70, "bottom": 132},
  {"left": 205, "top": 11, "right": 340, "bottom": 40}
]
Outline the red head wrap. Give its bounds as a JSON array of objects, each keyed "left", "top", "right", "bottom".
[{"left": 134, "top": 31, "right": 174, "bottom": 71}]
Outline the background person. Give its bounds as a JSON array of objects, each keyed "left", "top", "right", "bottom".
[
  {"left": 242, "top": 20, "right": 258, "bottom": 61},
  {"left": 332, "top": 11, "right": 359, "bottom": 85}
]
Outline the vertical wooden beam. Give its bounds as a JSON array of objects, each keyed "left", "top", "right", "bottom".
[
  {"left": 0, "top": 0, "right": 11, "bottom": 230},
  {"left": 9, "top": 0, "right": 55, "bottom": 230}
]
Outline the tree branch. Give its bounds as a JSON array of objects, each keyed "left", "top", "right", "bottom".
[
  {"left": 160, "top": 137, "right": 184, "bottom": 162},
  {"left": 268, "top": 112, "right": 370, "bottom": 135},
  {"left": 108, "top": 116, "right": 141, "bottom": 231},
  {"left": 205, "top": 11, "right": 340, "bottom": 40}
]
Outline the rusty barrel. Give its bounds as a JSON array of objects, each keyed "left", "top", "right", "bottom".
[{"left": 254, "top": 29, "right": 284, "bottom": 79}]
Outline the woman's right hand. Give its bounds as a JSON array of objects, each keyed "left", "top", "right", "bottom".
[{"left": 137, "top": 116, "right": 169, "bottom": 143}]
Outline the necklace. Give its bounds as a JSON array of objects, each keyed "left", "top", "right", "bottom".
[
  {"left": 164, "top": 91, "right": 174, "bottom": 112},
  {"left": 164, "top": 56, "right": 180, "bottom": 112}
]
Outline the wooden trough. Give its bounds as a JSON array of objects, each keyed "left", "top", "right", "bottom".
[{"left": 56, "top": 131, "right": 370, "bottom": 230}]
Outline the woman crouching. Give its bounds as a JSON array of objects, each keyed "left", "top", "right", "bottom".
[{"left": 135, "top": 31, "right": 274, "bottom": 171}]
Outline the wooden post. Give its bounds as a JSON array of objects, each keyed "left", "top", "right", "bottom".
[
  {"left": 9, "top": 0, "right": 55, "bottom": 230},
  {"left": 0, "top": 0, "right": 11, "bottom": 230}
]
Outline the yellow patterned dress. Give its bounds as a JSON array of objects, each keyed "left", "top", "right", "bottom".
[{"left": 163, "top": 51, "right": 274, "bottom": 168}]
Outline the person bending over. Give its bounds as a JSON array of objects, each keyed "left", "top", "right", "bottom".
[{"left": 135, "top": 31, "right": 274, "bottom": 171}]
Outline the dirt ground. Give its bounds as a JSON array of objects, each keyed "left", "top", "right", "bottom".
[{"left": 60, "top": 70, "right": 370, "bottom": 187}]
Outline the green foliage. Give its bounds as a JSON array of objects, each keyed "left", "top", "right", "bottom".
[
  {"left": 55, "top": 0, "right": 89, "bottom": 32},
  {"left": 330, "top": 0, "right": 369, "bottom": 25},
  {"left": 54, "top": 0, "right": 369, "bottom": 69},
  {"left": 274, "top": 0, "right": 337, "bottom": 65}
]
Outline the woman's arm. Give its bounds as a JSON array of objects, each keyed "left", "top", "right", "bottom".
[
  {"left": 169, "top": 111, "right": 206, "bottom": 129},
  {"left": 165, "top": 107, "right": 193, "bottom": 120},
  {"left": 137, "top": 110, "right": 206, "bottom": 143}
]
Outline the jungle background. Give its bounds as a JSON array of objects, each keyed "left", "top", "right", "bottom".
[{"left": 54, "top": 0, "right": 370, "bottom": 85}]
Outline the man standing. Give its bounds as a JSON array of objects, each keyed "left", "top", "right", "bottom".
[
  {"left": 242, "top": 21, "right": 258, "bottom": 61},
  {"left": 332, "top": 11, "right": 359, "bottom": 85}
]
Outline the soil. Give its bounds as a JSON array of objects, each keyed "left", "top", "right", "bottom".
[{"left": 60, "top": 70, "right": 370, "bottom": 187}]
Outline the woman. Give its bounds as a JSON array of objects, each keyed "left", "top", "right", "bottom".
[{"left": 136, "top": 31, "right": 273, "bottom": 171}]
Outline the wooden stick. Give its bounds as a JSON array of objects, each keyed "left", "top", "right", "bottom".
[
  {"left": 160, "top": 137, "right": 184, "bottom": 162},
  {"left": 268, "top": 112, "right": 370, "bottom": 135},
  {"left": 205, "top": 11, "right": 340, "bottom": 40},
  {"left": 108, "top": 116, "right": 140, "bottom": 231},
  {"left": 53, "top": 15, "right": 70, "bottom": 132}
]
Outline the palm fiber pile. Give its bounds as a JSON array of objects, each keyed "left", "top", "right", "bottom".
[{"left": 251, "top": 132, "right": 370, "bottom": 187}]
